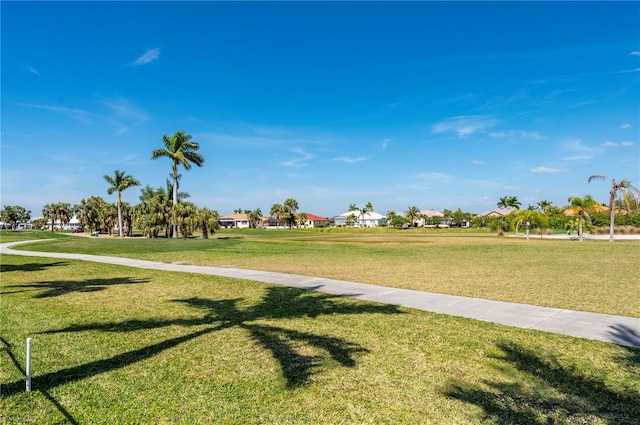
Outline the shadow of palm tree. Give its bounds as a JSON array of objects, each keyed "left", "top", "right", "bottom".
[
  {"left": 6, "top": 285, "right": 401, "bottom": 397},
  {"left": 2, "top": 277, "right": 150, "bottom": 298},
  {"left": 0, "top": 261, "right": 68, "bottom": 273},
  {"left": 609, "top": 324, "right": 640, "bottom": 351},
  {"left": 445, "top": 341, "right": 640, "bottom": 424}
]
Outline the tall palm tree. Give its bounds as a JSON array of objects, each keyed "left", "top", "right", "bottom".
[
  {"left": 53, "top": 202, "right": 71, "bottom": 231},
  {"left": 270, "top": 203, "right": 283, "bottom": 228},
  {"left": 151, "top": 130, "right": 204, "bottom": 238},
  {"left": 42, "top": 203, "right": 54, "bottom": 231},
  {"left": 283, "top": 198, "right": 299, "bottom": 229},
  {"left": 588, "top": 174, "right": 640, "bottom": 242},
  {"left": 104, "top": 170, "right": 141, "bottom": 237},
  {"left": 248, "top": 208, "right": 263, "bottom": 229},
  {"left": 359, "top": 202, "right": 374, "bottom": 227},
  {"left": 404, "top": 206, "right": 420, "bottom": 228}
]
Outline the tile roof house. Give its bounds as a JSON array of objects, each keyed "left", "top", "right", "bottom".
[
  {"left": 478, "top": 207, "right": 517, "bottom": 217},
  {"left": 294, "top": 212, "right": 328, "bottom": 228}
]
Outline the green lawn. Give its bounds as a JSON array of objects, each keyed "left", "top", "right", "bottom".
[
  {"left": 7, "top": 229, "right": 640, "bottom": 317},
  {"left": 2, "top": 251, "right": 639, "bottom": 424}
]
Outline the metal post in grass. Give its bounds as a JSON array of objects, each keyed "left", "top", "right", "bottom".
[{"left": 26, "top": 338, "right": 32, "bottom": 392}]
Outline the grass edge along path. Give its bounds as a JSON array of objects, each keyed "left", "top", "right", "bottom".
[{"left": 2, "top": 239, "right": 640, "bottom": 348}]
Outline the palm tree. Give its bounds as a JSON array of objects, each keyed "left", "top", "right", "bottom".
[
  {"left": 283, "top": 198, "right": 299, "bottom": 229},
  {"left": 151, "top": 130, "right": 204, "bottom": 238},
  {"left": 42, "top": 203, "right": 54, "bottom": 231},
  {"left": 385, "top": 210, "right": 397, "bottom": 228},
  {"left": 297, "top": 212, "right": 308, "bottom": 228},
  {"left": 76, "top": 196, "right": 106, "bottom": 233},
  {"left": 511, "top": 210, "right": 548, "bottom": 240},
  {"left": 567, "top": 195, "right": 597, "bottom": 241},
  {"left": 359, "top": 202, "right": 374, "bottom": 227},
  {"left": 104, "top": 170, "right": 141, "bottom": 237},
  {"left": 248, "top": 208, "right": 263, "bottom": 229},
  {"left": 404, "top": 206, "right": 420, "bottom": 228},
  {"left": 53, "top": 202, "right": 71, "bottom": 231},
  {"left": 588, "top": 174, "right": 640, "bottom": 242},
  {"left": 270, "top": 203, "right": 283, "bottom": 228},
  {"left": 195, "top": 207, "right": 220, "bottom": 239},
  {"left": 497, "top": 195, "right": 521, "bottom": 209}
]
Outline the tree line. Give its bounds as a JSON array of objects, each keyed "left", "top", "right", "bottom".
[{"left": 2, "top": 130, "right": 638, "bottom": 241}]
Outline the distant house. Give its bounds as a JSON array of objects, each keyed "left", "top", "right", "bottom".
[
  {"left": 219, "top": 213, "right": 258, "bottom": 229},
  {"left": 294, "top": 212, "right": 328, "bottom": 229},
  {"left": 45, "top": 216, "right": 82, "bottom": 230},
  {"left": 418, "top": 209, "right": 445, "bottom": 227},
  {"left": 332, "top": 210, "right": 386, "bottom": 227},
  {"left": 478, "top": 207, "right": 517, "bottom": 218}
]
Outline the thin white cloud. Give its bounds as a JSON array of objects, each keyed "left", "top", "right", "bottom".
[
  {"left": 29, "top": 66, "right": 41, "bottom": 76},
  {"left": 530, "top": 166, "right": 569, "bottom": 173},
  {"left": 620, "top": 124, "right": 632, "bottom": 129},
  {"left": 472, "top": 160, "right": 485, "bottom": 165},
  {"left": 414, "top": 172, "right": 448, "bottom": 181},
  {"left": 630, "top": 51, "right": 640, "bottom": 56},
  {"left": 488, "top": 130, "right": 545, "bottom": 140},
  {"left": 381, "top": 138, "right": 391, "bottom": 149},
  {"left": 102, "top": 97, "right": 148, "bottom": 133},
  {"left": 562, "top": 139, "right": 599, "bottom": 161},
  {"left": 432, "top": 115, "right": 499, "bottom": 137},
  {"left": 602, "top": 141, "right": 617, "bottom": 147},
  {"left": 280, "top": 148, "right": 314, "bottom": 168},
  {"left": 18, "top": 98, "right": 148, "bottom": 134},
  {"left": 334, "top": 156, "right": 367, "bottom": 164},
  {"left": 133, "top": 48, "right": 160, "bottom": 66},
  {"left": 17, "top": 103, "right": 98, "bottom": 123},
  {"left": 621, "top": 141, "right": 635, "bottom": 146}
]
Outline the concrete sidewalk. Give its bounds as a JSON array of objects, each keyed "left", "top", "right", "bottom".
[{"left": 2, "top": 240, "right": 639, "bottom": 348}]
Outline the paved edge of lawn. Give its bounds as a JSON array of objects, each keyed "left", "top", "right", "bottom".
[{"left": 2, "top": 239, "right": 639, "bottom": 348}]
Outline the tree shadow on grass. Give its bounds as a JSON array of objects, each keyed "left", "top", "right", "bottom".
[
  {"left": 2, "top": 277, "right": 150, "bottom": 298},
  {"left": 445, "top": 341, "right": 640, "bottom": 425},
  {"left": 4, "top": 285, "right": 402, "bottom": 399},
  {"left": 0, "top": 260, "right": 68, "bottom": 273}
]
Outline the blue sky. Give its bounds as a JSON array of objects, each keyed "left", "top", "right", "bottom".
[{"left": 2, "top": 1, "right": 639, "bottom": 218}]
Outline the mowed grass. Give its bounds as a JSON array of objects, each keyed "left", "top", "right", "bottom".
[
  {"left": 1, "top": 253, "right": 639, "bottom": 424},
  {"left": 9, "top": 229, "right": 640, "bottom": 317}
]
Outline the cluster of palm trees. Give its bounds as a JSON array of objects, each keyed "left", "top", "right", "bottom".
[
  {"left": 40, "top": 130, "right": 215, "bottom": 238},
  {"left": 269, "top": 198, "right": 299, "bottom": 229}
]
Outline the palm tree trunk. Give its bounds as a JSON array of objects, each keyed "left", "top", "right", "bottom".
[
  {"left": 117, "top": 192, "right": 124, "bottom": 237},
  {"left": 578, "top": 216, "right": 583, "bottom": 241},
  {"left": 609, "top": 187, "right": 615, "bottom": 242},
  {"left": 172, "top": 170, "right": 179, "bottom": 238}
]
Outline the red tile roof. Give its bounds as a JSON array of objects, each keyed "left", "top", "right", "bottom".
[{"left": 295, "top": 212, "right": 327, "bottom": 221}]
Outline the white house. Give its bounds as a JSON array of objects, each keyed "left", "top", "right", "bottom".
[
  {"left": 219, "top": 213, "right": 252, "bottom": 228},
  {"left": 332, "top": 210, "right": 386, "bottom": 227}
]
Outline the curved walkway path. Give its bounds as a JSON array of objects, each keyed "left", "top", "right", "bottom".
[{"left": 2, "top": 240, "right": 639, "bottom": 348}]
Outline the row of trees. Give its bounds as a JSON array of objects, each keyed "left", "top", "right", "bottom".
[{"left": 3, "top": 127, "right": 638, "bottom": 243}]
